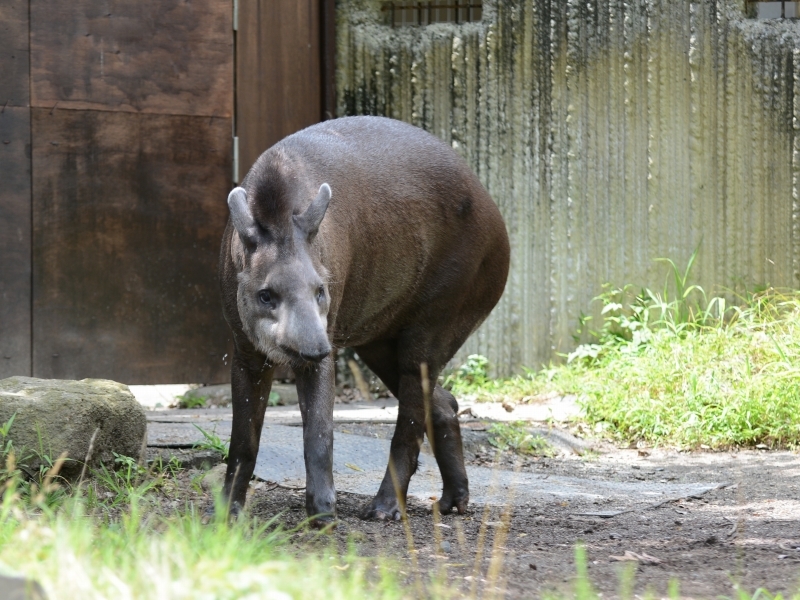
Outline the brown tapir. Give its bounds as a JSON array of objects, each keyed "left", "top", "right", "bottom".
[{"left": 219, "top": 116, "right": 510, "bottom": 525}]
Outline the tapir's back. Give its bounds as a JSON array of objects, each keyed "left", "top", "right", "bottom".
[{"left": 251, "top": 116, "right": 510, "bottom": 347}]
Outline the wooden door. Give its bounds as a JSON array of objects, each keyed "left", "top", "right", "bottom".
[
  {"left": 235, "top": 0, "right": 327, "bottom": 178},
  {"left": 29, "top": 0, "right": 235, "bottom": 384},
  {"left": 0, "top": 0, "right": 335, "bottom": 384}
]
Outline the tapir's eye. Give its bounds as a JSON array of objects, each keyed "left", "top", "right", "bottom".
[
  {"left": 258, "top": 289, "right": 273, "bottom": 306},
  {"left": 316, "top": 285, "right": 325, "bottom": 302}
]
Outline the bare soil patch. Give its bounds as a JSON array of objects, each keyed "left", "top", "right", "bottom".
[{"left": 150, "top": 420, "right": 800, "bottom": 597}]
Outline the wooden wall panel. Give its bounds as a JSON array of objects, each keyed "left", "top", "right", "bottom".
[
  {"left": 237, "top": 0, "right": 321, "bottom": 174},
  {"left": 0, "top": 0, "right": 30, "bottom": 107},
  {"left": 0, "top": 107, "right": 32, "bottom": 377},
  {"left": 0, "top": 0, "right": 31, "bottom": 377},
  {"left": 30, "top": 0, "right": 233, "bottom": 116},
  {"left": 31, "top": 108, "right": 233, "bottom": 383}
]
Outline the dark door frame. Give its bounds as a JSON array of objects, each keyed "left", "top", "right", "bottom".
[{"left": 321, "top": 0, "right": 337, "bottom": 121}]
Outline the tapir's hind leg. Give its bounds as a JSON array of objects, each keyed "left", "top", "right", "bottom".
[
  {"left": 429, "top": 385, "right": 469, "bottom": 514},
  {"left": 353, "top": 340, "right": 412, "bottom": 520},
  {"left": 355, "top": 339, "right": 469, "bottom": 520}
]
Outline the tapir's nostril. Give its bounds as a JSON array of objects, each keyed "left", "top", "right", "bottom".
[{"left": 300, "top": 348, "right": 331, "bottom": 362}]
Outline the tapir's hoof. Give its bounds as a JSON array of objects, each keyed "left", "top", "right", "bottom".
[
  {"left": 360, "top": 498, "right": 403, "bottom": 521},
  {"left": 201, "top": 500, "right": 242, "bottom": 524},
  {"left": 437, "top": 490, "right": 469, "bottom": 515},
  {"left": 361, "top": 507, "right": 402, "bottom": 521},
  {"left": 309, "top": 514, "right": 338, "bottom": 530}
]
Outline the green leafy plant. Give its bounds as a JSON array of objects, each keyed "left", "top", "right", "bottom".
[
  {"left": 0, "top": 413, "right": 15, "bottom": 450},
  {"left": 177, "top": 393, "right": 207, "bottom": 409},
  {"left": 0, "top": 414, "right": 20, "bottom": 479},
  {"left": 192, "top": 425, "right": 230, "bottom": 461},
  {"left": 568, "top": 246, "right": 729, "bottom": 364},
  {"left": 437, "top": 251, "right": 800, "bottom": 449},
  {"left": 444, "top": 354, "right": 491, "bottom": 393},
  {"left": 571, "top": 288, "right": 800, "bottom": 448},
  {"left": 150, "top": 455, "right": 183, "bottom": 479}
]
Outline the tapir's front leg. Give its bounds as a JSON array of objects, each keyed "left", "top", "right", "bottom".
[
  {"left": 223, "top": 349, "right": 274, "bottom": 514},
  {"left": 294, "top": 355, "right": 336, "bottom": 526}
]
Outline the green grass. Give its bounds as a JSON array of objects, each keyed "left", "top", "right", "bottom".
[
  {"left": 0, "top": 494, "right": 410, "bottom": 600},
  {"left": 486, "top": 422, "right": 555, "bottom": 456},
  {"left": 447, "top": 286, "right": 800, "bottom": 450},
  {"left": 0, "top": 417, "right": 432, "bottom": 599},
  {"left": 0, "top": 447, "right": 425, "bottom": 600}
]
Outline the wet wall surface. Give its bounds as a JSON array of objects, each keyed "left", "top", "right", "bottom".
[{"left": 337, "top": 0, "right": 800, "bottom": 375}]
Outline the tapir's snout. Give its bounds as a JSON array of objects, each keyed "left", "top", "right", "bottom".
[
  {"left": 278, "top": 332, "right": 331, "bottom": 365},
  {"left": 277, "top": 297, "right": 332, "bottom": 365},
  {"left": 296, "top": 322, "right": 332, "bottom": 362}
]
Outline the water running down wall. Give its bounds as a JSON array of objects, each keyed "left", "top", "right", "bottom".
[{"left": 337, "top": 0, "right": 800, "bottom": 376}]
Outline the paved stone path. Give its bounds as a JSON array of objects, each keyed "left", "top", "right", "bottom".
[
  {"left": 250, "top": 424, "right": 720, "bottom": 509},
  {"left": 144, "top": 394, "right": 721, "bottom": 510}
]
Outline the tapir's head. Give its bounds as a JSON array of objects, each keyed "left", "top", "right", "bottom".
[{"left": 227, "top": 182, "right": 333, "bottom": 367}]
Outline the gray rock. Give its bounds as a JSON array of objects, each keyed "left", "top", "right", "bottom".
[
  {"left": 0, "top": 377, "right": 147, "bottom": 479},
  {"left": 0, "top": 574, "right": 48, "bottom": 600},
  {"left": 183, "top": 384, "right": 232, "bottom": 407},
  {"left": 200, "top": 462, "right": 228, "bottom": 492}
]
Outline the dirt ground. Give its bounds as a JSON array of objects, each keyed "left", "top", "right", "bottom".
[{"left": 154, "top": 420, "right": 800, "bottom": 598}]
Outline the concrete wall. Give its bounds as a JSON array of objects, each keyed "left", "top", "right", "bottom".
[{"left": 337, "top": 0, "right": 800, "bottom": 375}]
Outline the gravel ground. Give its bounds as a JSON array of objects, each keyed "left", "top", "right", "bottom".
[{"left": 146, "top": 419, "right": 800, "bottom": 598}]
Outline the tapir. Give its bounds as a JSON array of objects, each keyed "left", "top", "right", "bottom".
[{"left": 219, "top": 116, "right": 510, "bottom": 525}]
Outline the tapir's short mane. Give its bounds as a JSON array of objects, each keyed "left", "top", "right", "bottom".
[{"left": 244, "top": 148, "right": 304, "bottom": 229}]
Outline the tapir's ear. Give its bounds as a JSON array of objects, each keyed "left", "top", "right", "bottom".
[
  {"left": 227, "top": 187, "right": 260, "bottom": 247},
  {"left": 294, "top": 183, "right": 331, "bottom": 239},
  {"left": 230, "top": 230, "right": 246, "bottom": 272}
]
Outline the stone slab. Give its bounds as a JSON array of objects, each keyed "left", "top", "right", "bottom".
[
  {"left": 147, "top": 420, "right": 233, "bottom": 448},
  {"left": 146, "top": 400, "right": 400, "bottom": 427},
  {"left": 145, "top": 400, "right": 400, "bottom": 446},
  {"left": 253, "top": 425, "right": 721, "bottom": 508}
]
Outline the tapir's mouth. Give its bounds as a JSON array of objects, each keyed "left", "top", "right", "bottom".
[
  {"left": 279, "top": 343, "right": 330, "bottom": 365},
  {"left": 278, "top": 344, "right": 305, "bottom": 362}
]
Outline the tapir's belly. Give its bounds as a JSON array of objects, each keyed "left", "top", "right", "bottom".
[
  {"left": 328, "top": 266, "right": 423, "bottom": 347},
  {"left": 324, "top": 227, "right": 433, "bottom": 347}
]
